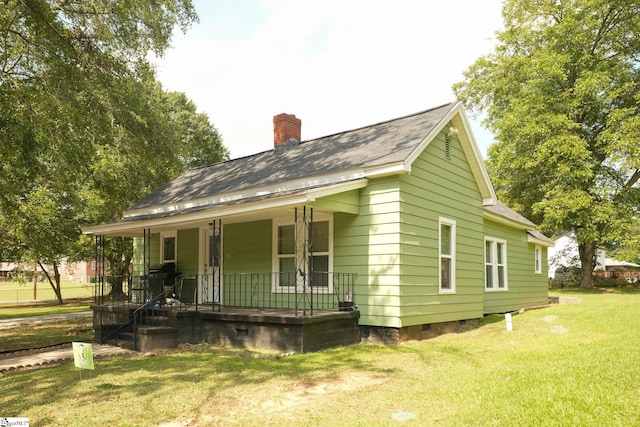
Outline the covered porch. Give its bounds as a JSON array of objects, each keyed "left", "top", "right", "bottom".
[{"left": 86, "top": 193, "right": 364, "bottom": 352}]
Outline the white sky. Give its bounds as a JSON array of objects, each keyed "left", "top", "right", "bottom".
[{"left": 154, "top": 0, "right": 504, "bottom": 160}]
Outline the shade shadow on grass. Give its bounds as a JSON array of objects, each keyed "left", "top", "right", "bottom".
[{"left": 0, "top": 343, "right": 393, "bottom": 421}]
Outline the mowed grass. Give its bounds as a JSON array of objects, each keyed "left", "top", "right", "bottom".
[
  {"left": 0, "top": 299, "right": 94, "bottom": 351},
  {"left": 1, "top": 317, "right": 94, "bottom": 352},
  {"left": 0, "top": 298, "right": 93, "bottom": 319},
  {"left": 2, "top": 290, "right": 640, "bottom": 426},
  {"left": 0, "top": 280, "right": 94, "bottom": 304}
]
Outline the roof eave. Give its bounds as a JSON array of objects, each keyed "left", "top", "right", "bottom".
[
  {"left": 483, "top": 209, "right": 534, "bottom": 230},
  {"left": 527, "top": 232, "right": 555, "bottom": 247},
  {"left": 82, "top": 178, "right": 370, "bottom": 237}
]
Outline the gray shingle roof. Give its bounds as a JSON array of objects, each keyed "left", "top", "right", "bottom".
[
  {"left": 129, "top": 103, "right": 457, "bottom": 211},
  {"left": 484, "top": 202, "right": 536, "bottom": 227},
  {"left": 484, "top": 202, "right": 554, "bottom": 245}
]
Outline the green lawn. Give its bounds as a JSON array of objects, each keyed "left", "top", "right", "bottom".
[
  {"left": 0, "top": 299, "right": 93, "bottom": 319},
  {"left": 1, "top": 317, "right": 94, "bottom": 351},
  {"left": 0, "top": 280, "right": 94, "bottom": 304},
  {"left": 2, "top": 289, "right": 640, "bottom": 426}
]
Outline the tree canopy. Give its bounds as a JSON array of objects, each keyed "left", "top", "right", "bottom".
[
  {"left": 454, "top": 0, "right": 640, "bottom": 288},
  {"left": 0, "top": 0, "right": 228, "bottom": 302}
]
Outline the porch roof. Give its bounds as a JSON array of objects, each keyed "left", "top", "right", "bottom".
[{"left": 82, "top": 178, "right": 368, "bottom": 236}]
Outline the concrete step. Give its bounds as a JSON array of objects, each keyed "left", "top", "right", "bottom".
[{"left": 105, "top": 337, "right": 137, "bottom": 351}]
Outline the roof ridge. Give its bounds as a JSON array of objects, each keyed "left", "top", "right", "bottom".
[
  {"left": 301, "top": 102, "right": 456, "bottom": 145},
  {"left": 187, "top": 102, "right": 457, "bottom": 172}
]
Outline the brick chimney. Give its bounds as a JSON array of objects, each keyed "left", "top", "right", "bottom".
[{"left": 273, "top": 113, "right": 301, "bottom": 148}]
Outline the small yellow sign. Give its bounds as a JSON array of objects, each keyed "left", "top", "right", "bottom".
[{"left": 72, "top": 342, "right": 94, "bottom": 370}]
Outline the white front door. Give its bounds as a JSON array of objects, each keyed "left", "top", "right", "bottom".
[{"left": 202, "top": 224, "right": 222, "bottom": 304}]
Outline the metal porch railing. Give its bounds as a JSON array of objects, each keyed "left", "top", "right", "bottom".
[
  {"left": 93, "top": 272, "right": 357, "bottom": 344},
  {"left": 94, "top": 272, "right": 356, "bottom": 312}
]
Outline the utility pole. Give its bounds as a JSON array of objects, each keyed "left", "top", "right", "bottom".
[{"left": 33, "top": 264, "right": 38, "bottom": 300}]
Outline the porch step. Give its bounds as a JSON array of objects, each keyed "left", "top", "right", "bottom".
[
  {"left": 119, "top": 331, "right": 135, "bottom": 341},
  {"left": 106, "top": 338, "right": 137, "bottom": 351},
  {"left": 111, "top": 330, "right": 136, "bottom": 350},
  {"left": 140, "top": 315, "right": 169, "bottom": 326}
]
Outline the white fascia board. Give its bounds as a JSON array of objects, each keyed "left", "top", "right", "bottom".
[
  {"left": 83, "top": 179, "right": 372, "bottom": 237},
  {"left": 483, "top": 197, "right": 496, "bottom": 205},
  {"left": 123, "top": 170, "right": 367, "bottom": 220},
  {"left": 454, "top": 107, "right": 498, "bottom": 204},
  {"left": 83, "top": 193, "right": 311, "bottom": 236},
  {"left": 363, "top": 162, "right": 411, "bottom": 178}
]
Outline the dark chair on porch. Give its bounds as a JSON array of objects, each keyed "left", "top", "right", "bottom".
[{"left": 177, "top": 276, "right": 198, "bottom": 305}]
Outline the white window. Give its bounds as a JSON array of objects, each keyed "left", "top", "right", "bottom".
[
  {"left": 534, "top": 245, "right": 542, "bottom": 274},
  {"left": 273, "top": 215, "right": 332, "bottom": 292},
  {"left": 439, "top": 217, "right": 456, "bottom": 293},
  {"left": 485, "top": 237, "right": 507, "bottom": 291},
  {"left": 161, "top": 232, "right": 176, "bottom": 263}
]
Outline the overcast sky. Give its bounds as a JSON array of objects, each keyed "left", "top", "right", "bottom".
[{"left": 154, "top": 0, "right": 504, "bottom": 160}]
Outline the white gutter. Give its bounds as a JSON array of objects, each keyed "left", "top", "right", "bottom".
[{"left": 82, "top": 178, "right": 369, "bottom": 236}]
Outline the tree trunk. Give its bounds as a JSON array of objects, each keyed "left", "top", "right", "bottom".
[
  {"left": 52, "top": 263, "right": 63, "bottom": 304},
  {"left": 39, "top": 261, "right": 64, "bottom": 304},
  {"left": 106, "top": 255, "right": 127, "bottom": 297},
  {"left": 578, "top": 241, "right": 596, "bottom": 289}
]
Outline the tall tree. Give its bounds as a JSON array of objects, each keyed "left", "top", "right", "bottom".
[
  {"left": 78, "top": 74, "right": 228, "bottom": 297},
  {"left": 0, "top": 0, "right": 229, "bottom": 302},
  {"left": 454, "top": 0, "right": 640, "bottom": 288}
]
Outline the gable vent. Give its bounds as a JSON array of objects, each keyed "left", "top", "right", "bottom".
[{"left": 445, "top": 136, "right": 451, "bottom": 160}]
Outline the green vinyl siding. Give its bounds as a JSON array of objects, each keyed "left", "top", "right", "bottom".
[
  {"left": 311, "top": 189, "right": 360, "bottom": 214},
  {"left": 132, "top": 233, "right": 160, "bottom": 275},
  {"left": 223, "top": 220, "right": 272, "bottom": 304},
  {"left": 134, "top": 231, "right": 198, "bottom": 275},
  {"left": 223, "top": 220, "right": 272, "bottom": 274},
  {"left": 397, "top": 128, "right": 484, "bottom": 327},
  {"left": 483, "top": 219, "right": 549, "bottom": 313},
  {"left": 177, "top": 228, "right": 199, "bottom": 275},
  {"left": 334, "top": 177, "right": 402, "bottom": 327},
  {"left": 335, "top": 127, "right": 488, "bottom": 328}
]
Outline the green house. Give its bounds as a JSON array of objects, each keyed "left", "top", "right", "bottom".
[{"left": 84, "top": 101, "right": 553, "bottom": 351}]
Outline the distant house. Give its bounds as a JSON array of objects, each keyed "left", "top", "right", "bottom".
[
  {"left": 549, "top": 235, "right": 640, "bottom": 283},
  {"left": 1, "top": 260, "right": 107, "bottom": 284},
  {"left": 0, "top": 263, "right": 18, "bottom": 281},
  {"left": 548, "top": 235, "right": 607, "bottom": 278},
  {"left": 59, "top": 259, "right": 110, "bottom": 283},
  {"left": 83, "top": 102, "right": 553, "bottom": 352}
]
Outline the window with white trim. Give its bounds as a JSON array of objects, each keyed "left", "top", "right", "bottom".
[
  {"left": 439, "top": 217, "right": 456, "bottom": 293},
  {"left": 534, "top": 245, "right": 542, "bottom": 274},
  {"left": 485, "top": 237, "right": 507, "bottom": 290},
  {"left": 161, "top": 232, "right": 176, "bottom": 263},
  {"left": 273, "top": 215, "right": 332, "bottom": 292}
]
